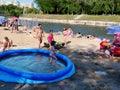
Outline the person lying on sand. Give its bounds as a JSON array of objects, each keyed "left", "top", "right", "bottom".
[
  {"left": 86, "top": 34, "right": 95, "bottom": 39},
  {"left": 0, "top": 36, "right": 13, "bottom": 51},
  {"left": 75, "top": 32, "right": 83, "bottom": 38}
]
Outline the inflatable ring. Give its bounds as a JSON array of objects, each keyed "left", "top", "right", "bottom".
[{"left": 0, "top": 49, "right": 75, "bottom": 84}]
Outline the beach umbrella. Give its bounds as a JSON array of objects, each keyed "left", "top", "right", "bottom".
[
  {"left": 10, "top": 16, "right": 19, "bottom": 21},
  {"left": 0, "top": 16, "right": 5, "bottom": 19},
  {"left": 106, "top": 26, "right": 120, "bottom": 34},
  {"left": 0, "top": 16, "right": 5, "bottom": 24}
]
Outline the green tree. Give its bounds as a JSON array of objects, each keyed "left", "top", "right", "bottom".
[
  {"left": 91, "top": 1, "right": 102, "bottom": 14},
  {"left": 34, "top": 0, "right": 120, "bottom": 15},
  {"left": 27, "top": 8, "right": 40, "bottom": 14},
  {"left": 34, "top": 0, "right": 54, "bottom": 14},
  {"left": 34, "top": 0, "right": 81, "bottom": 14},
  {"left": 116, "top": 2, "right": 120, "bottom": 14}
]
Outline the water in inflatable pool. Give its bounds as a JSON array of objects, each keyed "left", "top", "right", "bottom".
[{"left": 0, "top": 53, "right": 66, "bottom": 74}]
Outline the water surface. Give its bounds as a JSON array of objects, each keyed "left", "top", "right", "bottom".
[
  {"left": 0, "top": 53, "right": 65, "bottom": 74},
  {"left": 19, "top": 20, "right": 113, "bottom": 40}
]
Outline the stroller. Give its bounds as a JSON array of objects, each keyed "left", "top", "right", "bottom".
[
  {"left": 106, "top": 26, "right": 120, "bottom": 56},
  {"left": 44, "top": 41, "right": 65, "bottom": 50}
]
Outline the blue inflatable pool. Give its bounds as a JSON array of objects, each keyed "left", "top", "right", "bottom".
[{"left": 0, "top": 49, "right": 75, "bottom": 84}]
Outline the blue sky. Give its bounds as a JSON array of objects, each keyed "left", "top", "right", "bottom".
[
  {"left": 17, "top": 0, "right": 34, "bottom": 4},
  {"left": 18, "top": 0, "right": 37, "bottom": 7},
  {"left": 7, "top": 0, "right": 35, "bottom": 4},
  {"left": 6, "top": 0, "right": 37, "bottom": 7}
]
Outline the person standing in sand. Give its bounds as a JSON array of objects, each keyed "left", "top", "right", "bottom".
[
  {"left": 67, "top": 27, "right": 74, "bottom": 38},
  {"left": 14, "top": 19, "right": 19, "bottom": 32},
  {"left": 10, "top": 21, "right": 15, "bottom": 33},
  {"left": 35, "top": 24, "right": 44, "bottom": 48},
  {"left": 62, "top": 28, "right": 68, "bottom": 47}
]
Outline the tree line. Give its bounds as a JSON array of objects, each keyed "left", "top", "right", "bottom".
[
  {"left": 34, "top": 0, "right": 120, "bottom": 15},
  {"left": 0, "top": 4, "right": 40, "bottom": 17}
]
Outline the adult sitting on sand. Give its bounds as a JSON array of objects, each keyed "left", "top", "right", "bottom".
[
  {"left": 112, "top": 36, "right": 120, "bottom": 47},
  {"left": 0, "top": 36, "right": 13, "bottom": 51}
]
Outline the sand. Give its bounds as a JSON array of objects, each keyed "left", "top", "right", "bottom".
[
  {"left": 0, "top": 27, "right": 100, "bottom": 51},
  {"left": 0, "top": 27, "right": 120, "bottom": 90}
]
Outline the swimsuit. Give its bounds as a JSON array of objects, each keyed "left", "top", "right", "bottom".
[
  {"left": 49, "top": 46, "right": 55, "bottom": 57},
  {"left": 48, "top": 34, "right": 53, "bottom": 43}
]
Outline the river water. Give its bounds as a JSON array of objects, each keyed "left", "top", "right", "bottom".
[{"left": 19, "top": 20, "right": 113, "bottom": 40}]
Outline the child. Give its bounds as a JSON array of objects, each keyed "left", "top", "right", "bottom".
[
  {"left": 49, "top": 41, "right": 57, "bottom": 65},
  {"left": 104, "top": 46, "right": 114, "bottom": 59},
  {"left": 99, "top": 39, "right": 110, "bottom": 52},
  {"left": 47, "top": 30, "right": 54, "bottom": 45}
]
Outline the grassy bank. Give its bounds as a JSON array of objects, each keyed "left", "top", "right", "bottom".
[
  {"left": 22, "top": 14, "right": 120, "bottom": 22},
  {"left": 80, "top": 15, "right": 120, "bottom": 22},
  {"left": 22, "top": 14, "right": 76, "bottom": 20}
]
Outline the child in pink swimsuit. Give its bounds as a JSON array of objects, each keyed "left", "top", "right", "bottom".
[
  {"left": 49, "top": 41, "right": 57, "bottom": 65},
  {"left": 47, "top": 30, "right": 54, "bottom": 45}
]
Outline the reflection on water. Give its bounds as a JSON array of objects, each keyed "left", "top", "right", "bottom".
[
  {"left": 0, "top": 53, "right": 66, "bottom": 74},
  {"left": 19, "top": 20, "right": 113, "bottom": 40}
]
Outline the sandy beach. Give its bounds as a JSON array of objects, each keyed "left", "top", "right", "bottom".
[
  {"left": 0, "top": 27, "right": 100, "bottom": 51},
  {"left": 0, "top": 27, "right": 120, "bottom": 90}
]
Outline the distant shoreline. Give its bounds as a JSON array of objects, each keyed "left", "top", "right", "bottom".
[{"left": 20, "top": 17, "right": 120, "bottom": 27}]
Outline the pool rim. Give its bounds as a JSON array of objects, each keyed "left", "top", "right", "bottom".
[{"left": 0, "top": 48, "right": 75, "bottom": 83}]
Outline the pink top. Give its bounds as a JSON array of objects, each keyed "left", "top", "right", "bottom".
[{"left": 47, "top": 34, "right": 53, "bottom": 43}]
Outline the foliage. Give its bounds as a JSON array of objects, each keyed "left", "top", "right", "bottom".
[
  {"left": 0, "top": 4, "right": 40, "bottom": 17},
  {"left": 0, "top": 0, "right": 119, "bottom": 16},
  {"left": 34, "top": 0, "right": 120, "bottom": 15},
  {"left": 27, "top": 8, "right": 40, "bottom": 14}
]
